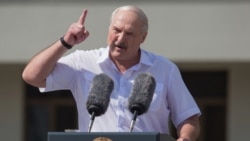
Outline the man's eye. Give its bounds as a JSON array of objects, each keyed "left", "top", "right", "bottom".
[
  {"left": 127, "top": 32, "right": 135, "bottom": 36},
  {"left": 113, "top": 28, "right": 120, "bottom": 33}
]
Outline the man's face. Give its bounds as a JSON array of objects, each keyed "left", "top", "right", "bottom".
[{"left": 107, "top": 10, "right": 147, "bottom": 62}]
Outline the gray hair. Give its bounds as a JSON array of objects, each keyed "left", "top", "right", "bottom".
[{"left": 110, "top": 5, "right": 148, "bottom": 33}]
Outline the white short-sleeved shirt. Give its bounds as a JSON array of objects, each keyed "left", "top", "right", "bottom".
[{"left": 40, "top": 47, "right": 201, "bottom": 134}]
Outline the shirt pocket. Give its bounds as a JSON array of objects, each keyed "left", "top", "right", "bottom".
[{"left": 148, "top": 83, "right": 164, "bottom": 112}]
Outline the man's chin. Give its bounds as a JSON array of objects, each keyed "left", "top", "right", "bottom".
[{"left": 110, "top": 51, "right": 124, "bottom": 59}]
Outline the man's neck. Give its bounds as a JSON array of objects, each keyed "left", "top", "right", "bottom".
[{"left": 112, "top": 54, "right": 140, "bottom": 73}]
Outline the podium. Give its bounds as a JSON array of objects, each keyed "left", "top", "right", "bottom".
[{"left": 48, "top": 132, "right": 176, "bottom": 141}]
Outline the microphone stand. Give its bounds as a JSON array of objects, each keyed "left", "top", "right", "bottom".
[
  {"left": 88, "top": 112, "right": 96, "bottom": 132},
  {"left": 129, "top": 110, "right": 138, "bottom": 132}
]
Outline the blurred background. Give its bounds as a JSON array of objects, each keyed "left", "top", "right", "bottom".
[{"left": 0, "top": 0, "right": 250, "bottom": 141}]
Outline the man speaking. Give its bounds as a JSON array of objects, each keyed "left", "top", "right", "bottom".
[{"left": 22, "top": 5, "right": 201, "bottom": 141}]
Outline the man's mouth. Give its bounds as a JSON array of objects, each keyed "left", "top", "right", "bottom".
[{"left": 116, "top": 44, "right": 126, "bottom": 49}]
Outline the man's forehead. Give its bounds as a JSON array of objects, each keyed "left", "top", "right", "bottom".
[
  {"left": 111, "top": 20, "right": 141, "bottom": 33},
  {"left": 112, "top": 12, "right": 142, "bottom": 27}
]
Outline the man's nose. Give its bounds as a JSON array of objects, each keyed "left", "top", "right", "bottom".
[{"left": 117, "top": 32, "right": 126, "bottom": 43}]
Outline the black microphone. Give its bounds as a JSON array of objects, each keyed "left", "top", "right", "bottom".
[
  {"left": 128, "top": 72, "right": 156, "bottom": 132},
  {"left": 86, "top": 73, "right": 114, "bottom": 132}
]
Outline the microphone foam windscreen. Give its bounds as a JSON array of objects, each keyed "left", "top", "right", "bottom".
[
  {"left": 86, "top": 73, "right": 114, "bottom": 116},
  {"left": 128, "top": 72, "right": 156, "bottom": 115}
]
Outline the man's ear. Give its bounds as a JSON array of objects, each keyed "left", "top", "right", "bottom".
[{"left": 141, "top": 32, "right": 148, "bottom": 43}]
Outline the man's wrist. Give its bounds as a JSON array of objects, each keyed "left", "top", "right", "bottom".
[{"left": 60, "top": 36, "right": 73, "bottom": 49}]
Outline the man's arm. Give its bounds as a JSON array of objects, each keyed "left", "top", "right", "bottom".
[
  {"left": 22, "top": 9, "right": 89, "bottom": 88},
  {"left": 22, "top": 41, "right": 68, "bottom": 87},
  {"left": 176, "top": 115, "right": 200, "bottom": 141}
]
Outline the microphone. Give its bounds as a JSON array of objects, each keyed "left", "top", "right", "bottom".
[
  {"left": 128, "top": 72, "right": 156, "bottom": 132},
  {"left": 86, "top": 73, "right": 114, "bottom": 132}
]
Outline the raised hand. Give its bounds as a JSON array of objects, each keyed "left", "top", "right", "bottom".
[{"left": 63, "top": 9, "right": 90, "bottom": 47}]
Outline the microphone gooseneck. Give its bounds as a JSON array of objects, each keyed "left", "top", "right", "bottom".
[
  {"left": 88, "top": 112, "right": 96, "bottom": 132},
  {"left": 129, "top": 110, "right": 138, "bottom": 132}
]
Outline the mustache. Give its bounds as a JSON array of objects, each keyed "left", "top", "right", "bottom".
[{"left": 115, "top": 43, "right": 127, "bottom": 49}]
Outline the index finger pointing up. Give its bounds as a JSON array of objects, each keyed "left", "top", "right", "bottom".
[{"left": 78, "top": 9, "right": 87, "bottom": 25}]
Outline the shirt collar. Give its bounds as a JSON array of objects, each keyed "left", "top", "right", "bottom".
[
  {"left": 97, "top": 47, "right": 110, "bottom": 64},
  {"left": 97, "top": 46, "right": 153, "bottom": 67},
  {"left": 140, "top": 49, "right": 153, "bottom": 66}
]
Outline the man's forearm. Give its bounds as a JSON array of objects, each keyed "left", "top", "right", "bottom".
[
  {"left": 22, "top": 40, "right": 68, "bottom": 87},
  {"left": 177, "top": 115, "right": 200, "bottom": 141},
  {"left": 22, "top": 9, "right": 89, "bottom": 88}
]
